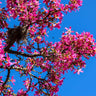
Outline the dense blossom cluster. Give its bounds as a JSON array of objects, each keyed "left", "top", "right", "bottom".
[{"left": 0, "top": 0, "right": 96, "bottom": 96}]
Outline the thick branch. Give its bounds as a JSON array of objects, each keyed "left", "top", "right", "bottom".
[{"left": 4, "top": 49, "right": 42, "bottom": 57}]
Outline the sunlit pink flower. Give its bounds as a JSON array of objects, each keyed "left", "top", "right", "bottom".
[
  {"left": 77, "top": 69, "right": 83, "bottom": 75},
  {"left": 65, "top": 26, "right": 74, "bottom": 34}
]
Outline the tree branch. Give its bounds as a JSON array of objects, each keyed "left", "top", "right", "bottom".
[
  {"left": 0, "top": 65, "right": 44, "bottom": 80},
  {"left": 2, "top": 68, "right": 10, "bottom": 87},
  {"left": 4, "top": 49, "right": 42, "bottom": 58}
]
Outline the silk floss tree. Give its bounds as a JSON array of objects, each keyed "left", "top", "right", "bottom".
[{"left": 0, "top": 0, "right": 96, "bottom": 96}]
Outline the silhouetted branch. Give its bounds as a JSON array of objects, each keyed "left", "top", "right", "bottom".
[
  {"left": 2, "top": 68, "right": 10, "bottom": 87},
  {"left": 4, "top": 49, "right": 42, "bottom": 57}
]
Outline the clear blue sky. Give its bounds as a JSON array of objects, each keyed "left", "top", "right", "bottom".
[{"left": 1, "top": 0, "right": 96, "bottom": 96}]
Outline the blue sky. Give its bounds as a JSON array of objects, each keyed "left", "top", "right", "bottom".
[{"left": 0, "top": 0, "right": 96, "bottom": 96}]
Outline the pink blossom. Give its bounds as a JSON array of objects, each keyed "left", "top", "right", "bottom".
[
  {"left": 74, "top": 69, "right": 83, "bottom": 75},
  {"left": 77, "top": 69, "right": 83, "bottom": 75},
  {"left": 23, "top": 78, "right": 30, "bottom": 89},
  {"left": 65, "top": 26, "right": 74, "bottom": 34},
  {"left": 11, "top": 76, "right": 16, "bottom": 85}
]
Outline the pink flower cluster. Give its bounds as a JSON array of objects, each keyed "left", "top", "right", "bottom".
[
  {"left": 6, "top": 0, "right": 39, "bottom": 23},
  {"left": 24, "top": 28, "right": 95, "bottom": 95},
  {"left": 64, "top": 0, "right": 83, "bottom": 13},
  {"left": 50, "top": 31, "right": 96, "bottom": 74},
  {"left": 0, "top": 8, "right": 9, "bottom": 28},
  {"left": 0, "top": 38, "right": 5, "bottom": 66}
]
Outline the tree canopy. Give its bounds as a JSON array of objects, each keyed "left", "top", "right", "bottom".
[{"left": 0, "top": 0, "right": 96, "bottom": 96}]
